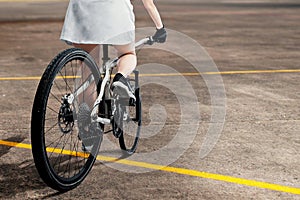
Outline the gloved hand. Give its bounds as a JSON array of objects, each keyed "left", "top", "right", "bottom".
[{"left": 152, "top": 26, "right": 167, "bottom": 43}]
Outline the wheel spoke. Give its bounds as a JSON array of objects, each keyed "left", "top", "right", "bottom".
[
  {"left": 45, "top": 121, "right": 59, "bottom": 135},
  {"left": 52, "top": 132, "right": 71, "bottom": 172},
  {"left": 58, "top": 70, "right": 73, "bottom": 94}
]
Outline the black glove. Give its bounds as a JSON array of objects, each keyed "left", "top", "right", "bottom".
[{"left": 152, "top": 26, "right": 167, "bottom": 43}]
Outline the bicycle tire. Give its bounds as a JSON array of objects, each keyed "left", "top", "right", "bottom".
[
  {"left": 31, "top": 48, "right": 102, "bottom": 191},
  {"left": 118, "top": 87, "right": 142, "bottom": 154}
]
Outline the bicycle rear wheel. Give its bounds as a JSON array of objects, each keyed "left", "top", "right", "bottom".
[{"left": 31, "top": 48, "right": 102, "bottom": 191}]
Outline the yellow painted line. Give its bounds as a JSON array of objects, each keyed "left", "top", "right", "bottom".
[
  {"left": 0, "top": 139, "right": 32, "bottom": 149},
  {"left": 0, "top": 76, "right": 41, "bottom": 81},
  {"left": 1, "top": 139, "right": 300, "bottom": 195},
  {"left": 46, "top": 146, "right": 90, "bottom": 158},
  {"left": 1, "top": 69, "right": 300, "bottom": 81},
  {"left": 139, "top": 69, "right": 300, "bottom": 77},
  {"left": 212, "top": 69, "right": 300, "bottom": 75}
]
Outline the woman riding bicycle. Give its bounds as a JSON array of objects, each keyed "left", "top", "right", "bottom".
[
  {"left": 60, "top": 0, "right": 167, "bottom": 98},
  {"left": 31, "top": 0, "right": 167, "bottom": 191}
]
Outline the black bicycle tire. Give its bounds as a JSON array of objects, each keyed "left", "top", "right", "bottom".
[
  {"left": 118, "top": 88, "right": 141, "bottom": 154},
  {"left": 31, "top": 48, "right": 101, "bottom": 191}
]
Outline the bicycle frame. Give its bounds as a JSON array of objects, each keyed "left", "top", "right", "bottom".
[{"left": 76, "top": 37, "right": 153, "bottom": 124}]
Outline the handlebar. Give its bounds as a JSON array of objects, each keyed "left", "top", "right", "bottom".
[{"left": 135, "top": 36, "right": 155, "bottom": 48}]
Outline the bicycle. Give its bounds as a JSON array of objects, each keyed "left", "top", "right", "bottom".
[{"left": 31, "top": 37, "right": 155, "bottom": 191}]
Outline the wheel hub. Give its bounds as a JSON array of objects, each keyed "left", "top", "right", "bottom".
[{"left": 58, "top": 94, "right": 74, "bottom": 133}]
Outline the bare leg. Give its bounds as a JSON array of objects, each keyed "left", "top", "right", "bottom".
[
  {"left": 72, "top": 43, "right": 98, "bottom": 107},
  {"left": 114, "top": 43, "right": 137, "bottom": 77}
]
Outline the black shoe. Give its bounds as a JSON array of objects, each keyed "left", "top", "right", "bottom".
[{"left": 111, "top": 73, "right": 136, "bottom": 101}]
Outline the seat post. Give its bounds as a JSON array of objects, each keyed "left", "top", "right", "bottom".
[{"left": 102, "top": 44, "right": 110, "bottom": 66}]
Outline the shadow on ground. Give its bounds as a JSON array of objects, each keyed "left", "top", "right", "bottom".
[{"left": 0, "top": 136, "right": 50, "bottom": 198}]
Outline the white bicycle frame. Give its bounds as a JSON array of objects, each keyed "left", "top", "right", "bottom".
[{"left": 80, "top": 37, "right": 153, "bottom": 124}]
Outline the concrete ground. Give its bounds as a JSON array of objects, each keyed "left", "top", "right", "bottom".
[{"left": 0, "top": 0, "right": 299, "bottom": 199}]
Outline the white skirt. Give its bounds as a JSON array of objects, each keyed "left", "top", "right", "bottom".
[{"left": 60, "top": 0, "right": 135, "bottom": 45}]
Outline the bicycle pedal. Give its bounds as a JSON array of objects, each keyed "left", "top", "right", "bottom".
[{"left": 129, "top": 97, "right": 136, "bottom": 106}]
